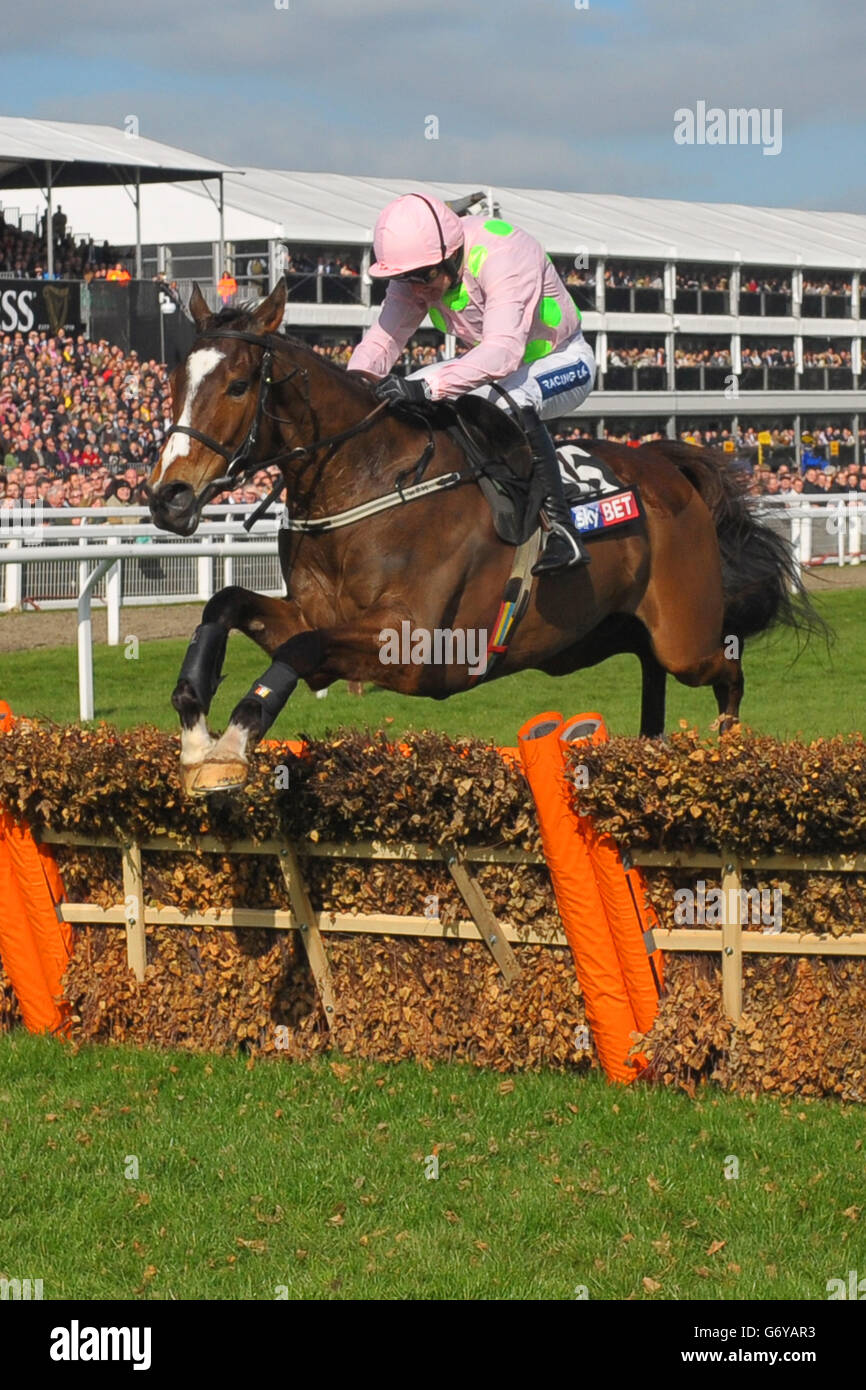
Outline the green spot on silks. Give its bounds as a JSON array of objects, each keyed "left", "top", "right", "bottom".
[
  {"left": 539, "top": 297, "right": 563, "bottom": 328},
  {"left": 428, "top": 305, "right": 447, "bottom": 332},
  {"left": 484, "top": 219, "right": 514, "bottom": 236},
  {"left": 523, "top": 338, "right": 554, "bottom": 364},
  {"left": 442, "top": 281, "right": 470, "bottom": 312},
  {"left": 467, "top": 244, "right": 488, "bottom": 278}
]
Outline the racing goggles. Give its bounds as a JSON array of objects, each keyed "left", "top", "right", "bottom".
[{"left": 388, "top": 263, "right": 446, "bottom": 285}]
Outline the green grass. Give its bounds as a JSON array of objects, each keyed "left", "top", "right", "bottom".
[
  {"left": 1, "top": 1035, "right": 864, "bottom": 1301},
  {"left": 0, "top": 588, "right": 859, "bottom": 743},
  {"left": 0, "top": 592, "right": 861, "bottom": 1302}
]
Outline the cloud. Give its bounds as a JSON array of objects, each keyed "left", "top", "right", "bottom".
[{"left": 5, "top": 0, "right": 866, "bottom": 208}]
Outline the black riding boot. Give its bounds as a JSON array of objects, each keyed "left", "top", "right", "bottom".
[{"left": 523, "top": 408, "right": 589, "bottom": 575}]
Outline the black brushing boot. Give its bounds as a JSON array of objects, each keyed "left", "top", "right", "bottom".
[{"left": 522, "top": 407, "right": 590, "bottom": 575}]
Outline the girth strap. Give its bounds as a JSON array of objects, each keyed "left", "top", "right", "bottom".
[{"left": 279, "top": 470, "right": 467, "bottom": 533}]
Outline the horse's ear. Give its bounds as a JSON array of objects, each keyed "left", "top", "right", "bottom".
[
  {"left": 188, "top": 282, "right": 212, "bottom": 331},
  {"left": 251, "top": 280, "right": 287, "bottom": 334}
]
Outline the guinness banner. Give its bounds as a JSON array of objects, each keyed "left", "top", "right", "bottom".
[{"left": 0, "top": 280, "right": 83, "bottom": 335}]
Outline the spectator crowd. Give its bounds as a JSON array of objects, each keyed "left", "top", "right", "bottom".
[
  {"left": 284, "top": 249, "right": 360, "bottom": 278},
  {"left": 604, "top": 266, "right": 664, "bottom": 290},
  {"left": 802, "top": 346, "right": 851, "bottom": 368},
  {"left": 674, "top": 346, "right": 732, "bottom": 367},
  {"left": 741, "top": 274, "right": 791, "bottom": 296},
  {"left": 2, "top": 325, "right": 865, "bottom": 523},
  {"left": 802, "top": 276, "right": 852, "bottom": 296},
  {"left": 607, "top": 344, "right": 666, "bottom": 368},
  {"left": 0, "top": 205, "right": 126, "bottom": 280},
  {"left": 676, "top": 269, "right": 729, "bottom": 292}
]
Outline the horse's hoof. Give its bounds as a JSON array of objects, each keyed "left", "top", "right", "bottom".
[
  {"left": 179, "top": 762, "right": 204, "bottom": 796},
  {"left": 187, "top": 759, "right": 249, "bottom": 796}
]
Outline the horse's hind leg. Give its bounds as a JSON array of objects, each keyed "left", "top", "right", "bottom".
[
  {"left": 713, "top": 641, "right": 744, "bottom": 733},
  {"left": 639, "top": 646, "right": 667, "bottom": 737},
  {"left": 173, "top": 587, "right": 302, "bottom": 793},
  {"left": 636, "top": 491, "right": 743, "bottom": 733},
  {"left": 638, "top": 584, "right": 743, "bottom": 735},
  {"left": 663, "top": 644, "right": 744, "bottom": 734}
]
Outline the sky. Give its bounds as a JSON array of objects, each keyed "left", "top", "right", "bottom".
[{"left": 1, "top": 0, "right": 865, "bottom": 215}]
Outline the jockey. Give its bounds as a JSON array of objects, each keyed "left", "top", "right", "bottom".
[{"left": 347, "top": 193, "right": 596, "bottom": 574}]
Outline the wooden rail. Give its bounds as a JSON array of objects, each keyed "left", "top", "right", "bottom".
[{"left": 38, "top": 831, "right": 866, "bottom": 1026}]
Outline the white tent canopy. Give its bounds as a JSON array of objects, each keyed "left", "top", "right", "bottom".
[
  {"left": 171, "top": 169, "right": 866, "bottom": 271},
  {"left": 1, "top": 125, "right": 864, "bottom": 272},
  {"left": 0, "top": 116, "right": 234, "bottom": 276}
]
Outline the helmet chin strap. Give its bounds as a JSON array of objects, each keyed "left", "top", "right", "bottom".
[
  {"left": 410, "top": 193, "right": 463, "bottom": 286},
  {"left": 441, "top": 244, "right": 465, "bottom": 289}
]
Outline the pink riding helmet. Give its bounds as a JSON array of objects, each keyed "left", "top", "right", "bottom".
[{"left": 368, "top": 194, "right": 465, "bottom": 278}]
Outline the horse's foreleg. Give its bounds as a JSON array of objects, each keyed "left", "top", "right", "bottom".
[
  {"left": 190, "top": 613, "right": 403, "bottom": 794},
  {"left": 173, "top": 587, "right": 304, "bottom": 793},
  {"left": 173, "top": 622, "right": 227, "bottom": 790}
]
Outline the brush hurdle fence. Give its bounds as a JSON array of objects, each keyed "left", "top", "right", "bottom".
[{"left": 37, "top": 828, "right": 866, "bottom": 1027}]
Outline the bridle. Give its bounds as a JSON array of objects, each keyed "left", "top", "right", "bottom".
[{"left": 147, "top": 327, "right": 389, "bottom": 530}]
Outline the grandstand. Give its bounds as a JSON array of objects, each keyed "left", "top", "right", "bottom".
[{"left": 1, "top": 121, "right": 866, "bottom": 468}]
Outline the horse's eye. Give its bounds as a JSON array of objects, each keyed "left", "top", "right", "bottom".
[{"left": 227, "top": 379, "right": 249, "bottom": 397}]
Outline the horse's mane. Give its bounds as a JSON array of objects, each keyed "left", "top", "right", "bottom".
[{"left": 201, "top": 302, "right": 377, "bottom": 404}]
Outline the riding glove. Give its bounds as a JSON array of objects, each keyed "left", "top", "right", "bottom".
[{"left": 374, "top": 375, "right": 433, "bottom": 406}]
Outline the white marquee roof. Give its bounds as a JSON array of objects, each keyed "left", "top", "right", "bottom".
[
  {"left": 211, "top": 170, "right": 866, "bottom": 270},
  {"left": 0, "top": 116, "right": 232, "bottom": 188},
  {"left": 0, "top": 120, "right": 862, "bottom": 269}
]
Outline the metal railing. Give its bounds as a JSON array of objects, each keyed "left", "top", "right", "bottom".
[
  {"left": 604, "top": 286, "right": 665, "bottom": 313},
  {"left": 1, "top": 504, "right": 284, "bottom": 613},
  {"left": 2, "top": 495, "right": 863, "bottom": 619},
  {"left": 751, "top": 493, "right": 866, "bottom": 568},
  {"left": 600, "top": 364, "right": 667, "bottom": 391},
  {"left": 673, "top": 364, "right": 732, "bottom": 391},
  {"left": 0, "top": 495, "right": 862, "bottom": 717},
  {"left": 739, "top": 290, "right": 794, "bottom": 317},
  {"left": 284, "top": 270, "right": 365, "bottom": 305}
]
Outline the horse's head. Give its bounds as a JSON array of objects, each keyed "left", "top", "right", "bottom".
[{"left": 147, "top": 280, "right": 288, "bottom": 534}]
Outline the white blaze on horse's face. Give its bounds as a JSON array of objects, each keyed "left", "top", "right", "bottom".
[{"left": 156, "top": 347, "right": 225, "bottom": 480}]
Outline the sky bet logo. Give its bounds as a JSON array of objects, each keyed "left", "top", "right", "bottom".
[{"left": 571, "top": 489, "right": 639, "bottom": 534}]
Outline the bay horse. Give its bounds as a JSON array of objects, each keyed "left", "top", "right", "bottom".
[{"left": 145, "top": 281, "right": 813, "bottom": 794}]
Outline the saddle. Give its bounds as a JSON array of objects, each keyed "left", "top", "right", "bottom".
[{"left": 392, "top": 394, "right": 637, "bottom": 546}]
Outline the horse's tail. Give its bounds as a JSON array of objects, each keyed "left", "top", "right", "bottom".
[{"left": 656, "top": 442, "right": 829, "bottom": 644}]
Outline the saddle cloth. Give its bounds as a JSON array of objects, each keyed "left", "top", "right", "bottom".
[
  {"left": 556, "top": 444, "right": 642, "bottom": 539},
  {"left": 448, "top": 402, "right": 642, "bottom": 545}
]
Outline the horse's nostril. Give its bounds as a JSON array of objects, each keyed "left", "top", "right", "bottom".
[{"left": 157, "top": 482, "right": 195, "bottom": 513}]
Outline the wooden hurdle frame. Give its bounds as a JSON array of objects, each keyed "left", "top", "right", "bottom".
[{"left": 38, "top": 830, "right": 866, "bottom": 1027}]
